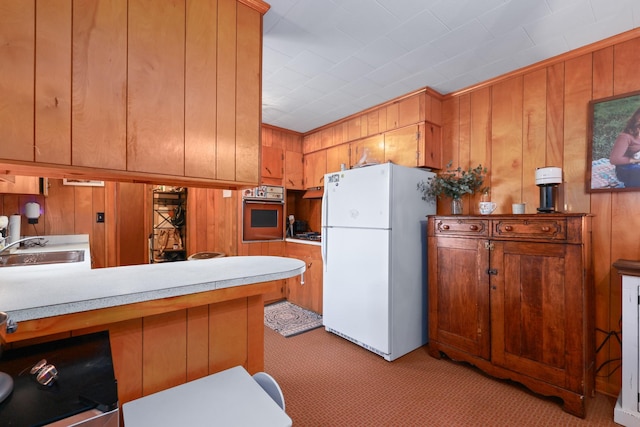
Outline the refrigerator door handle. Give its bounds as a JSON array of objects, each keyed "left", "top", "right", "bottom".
[{"left": 321, "top": 183, "right": 328, "bottom": 270}]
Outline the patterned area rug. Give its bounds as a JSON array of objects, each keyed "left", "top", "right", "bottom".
[{"left": 264, "top": 301, "right": 323, "bottom": 338}]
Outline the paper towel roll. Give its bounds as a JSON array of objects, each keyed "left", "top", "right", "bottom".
[{"left": 8, "top": 214, "right": 20, "bottom": 245}]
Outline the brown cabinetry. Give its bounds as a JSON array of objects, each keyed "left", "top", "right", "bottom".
[
  {"left": 427, "top": 214, "right": 593, "bottom": 418},
  {"left": 261, "top": 145, "right": 284, "bottom": 186},
  {"left": 284, "top": 151, "right": 304, "bottom": 189},
  {"left": 1, "top": 0, "right": 267, "bottom": 187},
  {"left": 0, "top": 176, "right": 42, "bottom": 195},
  {"left": 304, "top": 150, "right": 326, "bottom": 189},
  {"left": 286, "top": 242, "right": 322, "bottom": 314}
]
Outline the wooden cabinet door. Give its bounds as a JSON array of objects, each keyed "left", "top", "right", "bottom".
[
  {"left": 127, "top": 0, "right": 185, "bottom": 176},
  {"left": 350, "top": 135, "right": 384, "bottom": 168},
  {"left": 261, "top": 145, "right": 283, "bottom": 185},
  {"left": 428, "top": 236, "right": 490, "bottom": 360},
  {"left": 304, "top": 150, "right": 326, "bottom": 189},
  {"left": 384, "top": 125, "right": 418, "bottom": 167},
  {"left": 418, "top": 122, "right": 442, "bottom": 169},
  {"left": 286, "top": 243, "right": 322, "bottom": 313},
  {"left": 284, "top": 151, "right": 304, "bottom": 189},
  {"left": 490, "top": 240, "right": 583, "bottom": 390},
  {"left": 0, "top": 176, "right": 40, "bottom": 194},
  {"left": 326, "top": 144, "right": 350, "bottom": 173}
]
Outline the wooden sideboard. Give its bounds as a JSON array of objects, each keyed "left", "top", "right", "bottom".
[{"left": 427, "top": 214, "right": 593, "bottom": 417}]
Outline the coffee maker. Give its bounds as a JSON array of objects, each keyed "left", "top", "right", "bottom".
[{"left": 535, "top": 167, "right": 562, "bottom": 213}]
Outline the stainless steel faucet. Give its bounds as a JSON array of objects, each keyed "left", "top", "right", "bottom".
[{"left": 0, "top": 236, "right": 48, "bottom": 255}]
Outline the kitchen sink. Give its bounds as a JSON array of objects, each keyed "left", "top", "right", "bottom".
[{"left": 0, "top": 250, "right": 85, "bottom": 267}]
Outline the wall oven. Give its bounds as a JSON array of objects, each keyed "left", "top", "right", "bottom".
[{"left": 242, "top": 186, "right": 284, "bottom": 242}]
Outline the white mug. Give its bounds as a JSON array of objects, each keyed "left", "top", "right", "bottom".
[
  {"left": 512, "top": 203, "right": 526, "bottom": 214},
  {"left": 479, "top": 201, "right": 497, "bottom": 215}
]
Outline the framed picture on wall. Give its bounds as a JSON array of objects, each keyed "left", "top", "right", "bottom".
[
  {"left": 588, "top": 90, "right": 640, "bottom": 192},
  {"left": 63, "top": 179, "right": 104, "bottom": 187}
]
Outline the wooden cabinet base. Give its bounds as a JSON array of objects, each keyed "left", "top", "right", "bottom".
[{"left": 429, "top": 343, "right": 590, "bottom": 418}]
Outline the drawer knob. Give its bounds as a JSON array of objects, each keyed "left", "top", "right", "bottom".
[
  {"left": 504, "top": 225, "right": 513, "bottom": 231},
  {"left": 469, "top": 225, "right": 478, "bottom": 231},
  {"left": 541, "top": 226, "right": 550, "bottom": 232},
  {"left": 442, "top": 225, "right": 450, "bottom": 230}
]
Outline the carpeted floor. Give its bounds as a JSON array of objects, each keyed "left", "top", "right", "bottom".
[
  {"left": 264, "top": 301, "right": 323, "bottom": 337},
  {"left": 264, "top": 325, "right": 618, "bottom": 426}
]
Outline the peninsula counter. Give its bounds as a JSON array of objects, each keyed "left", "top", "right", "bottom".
[{"left": 0, "top": 255, "right": 305, "bottom": 407}]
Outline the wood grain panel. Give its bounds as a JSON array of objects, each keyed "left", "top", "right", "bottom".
[
  {"left": 398, "top": 94, "right": 421, "bottom": 128},
  {"left": 209, "top": 298, "right": 249, "bottom": 372},
  {"left": 185, "top": 0, "right": 218, "bottom": 179},
  {"left": 117, "top": 182, "right": 146, "bottom": 265},
  {"left": 44, "top": 179, "right": 76, "bottom": 234},
  {"left": 491, "top": 77, "right": 523, "bottom": 212},
  {"left": 0, "top": 0, "right": 35, "bottom": 161},
  {"left": 469, "top": 88, "right": 491, "bottom": 204},
  {"left": 72, "top": 0, "right": 127, "bottom": 170},
  {"left": 591, "top": 46, "right": 616, "bottom": 395},
  {"left": 35, "top": 0, "right": 71, "bottom": 164},
  {"left": 127, "top": 0, "right": 185, "bottom": 175},
  {"left": 105, "top": 319, "right": 143, "bottom": 404},
  {"left": 563, "top": 54, "right": 592, "bottom": 214},
  {"left": 546, "top": 63, "right": 564, "bottom": 168},
  {"left": 73, "top": 185, "right": 93, "bottom": 235},
  {"left": 187, "top": 305, "right": 210, "bottom": 381},
  {"left": 246, "top": 295, "right": 264, "bottom": 373},
  {"left": 142, "top": 310, "right": 188, "bottom": 395},
  {"left": 216, "top": 0, "right": 237, "bottom": 181},
  {"left": 236, "top": 3, "right": 261, "bottom": 183},
  {"left": 458, "top": 94, "right": 472, "bottom": 211},
  {"left": 522, "top": 70, "right": 547, "bottom": 211},
  {"left": 613, "top": 38, "right": 640, "bottom": 94}
]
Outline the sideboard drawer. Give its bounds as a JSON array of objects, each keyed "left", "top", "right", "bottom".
[
  {"left": 433, "top": 218, "right": 489, "bottom": 236},
  {"left": 492, "top": 218, "right": 567, "bottom": 240}
]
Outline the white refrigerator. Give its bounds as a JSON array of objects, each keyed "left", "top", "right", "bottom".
[{"left": 321, "top": 162, "right": 436, "bottom": 361}]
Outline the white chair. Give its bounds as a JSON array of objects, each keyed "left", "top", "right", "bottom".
[{"left": 253, "top": 372, "right": 286, "bottom": 411}]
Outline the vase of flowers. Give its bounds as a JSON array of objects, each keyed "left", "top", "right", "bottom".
[{"left": 417, "top": 161, "right": 488, "bottom": 215}]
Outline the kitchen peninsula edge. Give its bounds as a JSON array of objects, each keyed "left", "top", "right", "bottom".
[{"left": 0, "top": 256, "right": 305, "bottom": 407}]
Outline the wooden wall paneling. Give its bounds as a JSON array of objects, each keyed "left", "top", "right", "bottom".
[
  {"left": 44, "top": 179, "right": 76, "bottom": 234},
  {"left": 246, "top": 295, "right": 265, "bottom": 374},
  {"left": 235, "top": 3, "right": 261, "bottom": 184},
  {"left": 105, "top": 181, "right": 118, "bottom": 267},
  {"left": 186, "top": 305, "right": 210, "bottom": 381},
  {"left": 72, "top": 0, "right": 127, "bottom": 171},
  {"left": 215, "top": 189, "right": 238, "bottom": 256},
  {"left": 522, "top": 70, "right": 548, "bottom": 212},
  {"left": 216, "top": 0, "right": 238, "bottom": 181},
  {"left": 117, "top": 182, "right": 146, "bottom": 266},
  {"left": 73, "top": 185, "right": 93, "bottom": 237},
  {"left": 185, "top": 0, "right": 218, "bottom": 179},
  {"left": 35, "top": 0, "right": 71, "bottom": 165},
  {"left": 563, "top": 54, "right": 593, "bottom": 214},
  {"left": 457, "top": 94, "right": 473, "bottom": 212},
  {"left": 91, "top": 185, "right": 107, "bottom": 268},
  {"left": 0, "top": 0, "right": 34, "bottom": 162},
  {"left": 491, "top": 77, "right": 524, "bottom": 213},
  {"left": 127, "top": 0, "right": 185, "bottom": 176},
  {"left": 591, "top": 46, "right": 617, "bottom": 394},
  {"left": 469, "top": 88, "right": 491, "bottom": 205},
  {"left": 613, "top": 38, "right": 640, "bottom": 94},
  {"left": 107, "top": 319, "right": 144, "bottom": 404},
  {"left": 142, "top": 310, "right": 188, "bottom": 395},
  {"left": 209, "top": 298, "right": 249, "bottom": 372},
  {"left": 441, "top": 97, "right": 460, "bottom": 214},
  {"left": 545, "top": 63, "right": 565, "bottom": 168}
]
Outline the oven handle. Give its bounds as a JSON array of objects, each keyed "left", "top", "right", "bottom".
[{"left": 242, "top": 199, "right": 284, "bottom": 205}]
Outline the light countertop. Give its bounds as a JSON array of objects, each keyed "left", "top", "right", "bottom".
[{"left": 1, "top": 238, "right": 305, "bottom": 322}]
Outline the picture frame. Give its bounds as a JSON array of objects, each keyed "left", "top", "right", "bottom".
[
  {"left": 588, "top": 90, "right": 640, "bottom": 192},
  {"left": 63, "top": 178, "right": 105, "bottom": 187}
]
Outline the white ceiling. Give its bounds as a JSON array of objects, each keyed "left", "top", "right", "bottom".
[{"left": 262, "top": 0, "right": 640, "bottom": 133}]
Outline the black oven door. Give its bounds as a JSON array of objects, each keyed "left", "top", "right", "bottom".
[{"left": 242, "top": 200, "right": 284, "bottom": 242}]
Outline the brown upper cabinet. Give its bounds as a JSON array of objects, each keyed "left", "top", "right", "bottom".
[
  {"left": 0, "top": 0, "right": 268, "bottom": 187},
  {"left": 304, "top": 151, "right": 327, "bottom": 189}
]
